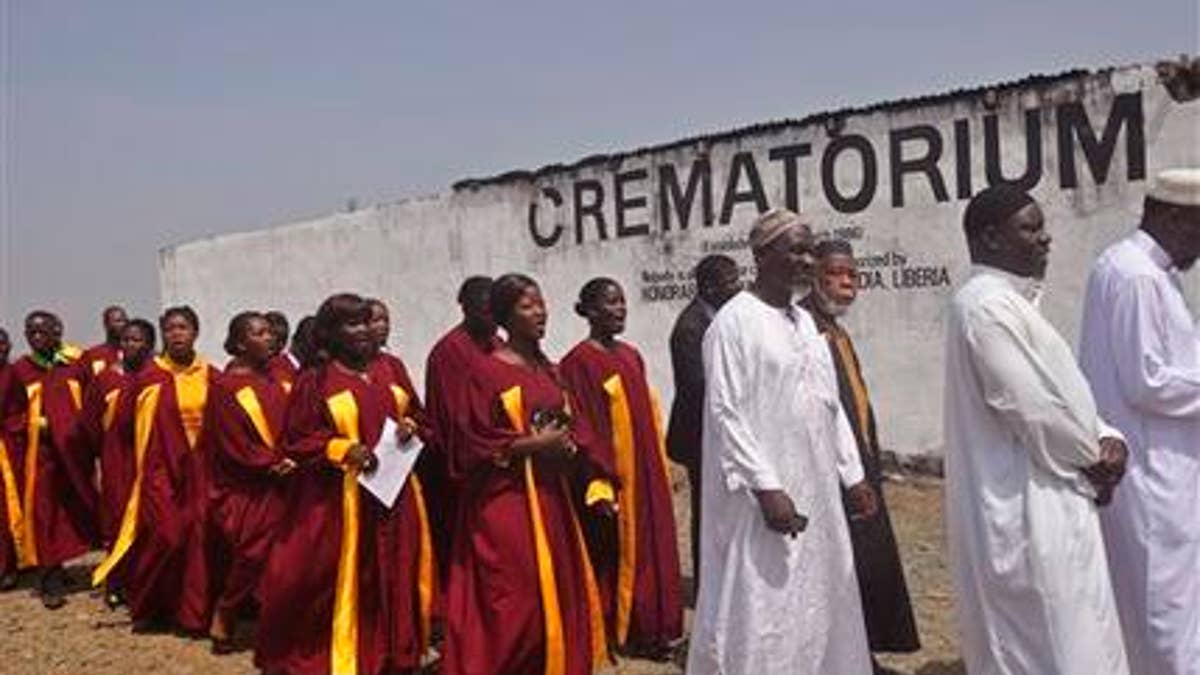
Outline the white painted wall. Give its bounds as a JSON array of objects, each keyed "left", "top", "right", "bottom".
[{"left": 160, "top": 62, "right": 1200, "bottom": 458}]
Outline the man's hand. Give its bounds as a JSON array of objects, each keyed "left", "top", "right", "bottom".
[
  {"left": 846, "top": 481, "right": 879, "bottom": 521},
  {"left": 591, "top": 500, "right": 618, "bottom": 519},
  {"left": 345, "top": 443, "right": 378, "bottom": 474},
  {"left": 269, "top": 458, "right": 297, "bottom": 477},
  {"left": 1083, "top": 437, "right": 1128, "bottom": 506},
  {"left": 754, "top": 489, "right": 807, "bottom": 538},
  {"left": 394, "top": 416, "right": 418, "bottom": 445}
]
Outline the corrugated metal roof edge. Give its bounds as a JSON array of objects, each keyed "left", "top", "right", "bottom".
[{"left": 451, "top": 65, "right": 1113, "bottom": 191}]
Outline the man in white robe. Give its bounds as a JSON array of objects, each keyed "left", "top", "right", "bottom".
[
  {"left": 687, "top": 209, "right": 878, "bottom": 675},
  {"left": 1079, "top": 168, "right": 1200, "bottom": 675},
  {"left": 943, "top": 184, "right": 1130, "bottom": 675}
]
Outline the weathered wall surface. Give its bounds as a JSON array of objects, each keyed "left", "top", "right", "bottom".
[{"left": 160, "top": 62, "right": 1200, "bottom": 458}]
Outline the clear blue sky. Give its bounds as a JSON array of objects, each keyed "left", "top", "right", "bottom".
[{"left": 1, "top": 0, "right": 1195, "bottom": 345}]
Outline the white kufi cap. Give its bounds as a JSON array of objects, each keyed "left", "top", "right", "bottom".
[{"left": 1148, "top": 168, "right": 1200, "bottom": 207}]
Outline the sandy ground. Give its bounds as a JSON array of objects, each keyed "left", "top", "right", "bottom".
[{"left": 0, "top": 473, "right": 963, "bottom": 674}]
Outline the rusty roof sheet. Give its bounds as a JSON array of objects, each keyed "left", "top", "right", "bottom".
[{"left": 452, "top": 66, "right": 1103, "bottom": 191}]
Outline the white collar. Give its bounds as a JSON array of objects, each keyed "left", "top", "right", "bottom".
[
  {"left": 1132, "top": 230, "right": 1175, "bottom": 271},
  {"left": 970, "top": 264, "right": 1046, "bottom": 307}
]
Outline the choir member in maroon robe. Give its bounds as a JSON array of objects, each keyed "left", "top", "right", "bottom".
[
  {"left": 561, "top": 278, "right": 684, "bottom": 659},
  {"left": 93, "top": 305, "right": 219, "bottom": 633},
  {"left": 71, "top": 318, "right": 156, "bottom": 608},
  {"left": 264, "top": 310, "right": 290, "bottom": 357},
  {"left": 443, "top": 274, "right": 613, "bottom": 675},
  {"left": 207, "top": 311, "right": 296, "bottom": 653},
  {"left": 0, "top": 326, "right": 21, "bottom": 591},
  {"left": 256, "top": 293, "right": 435, "bottom": 675},
  {"left": 80, "top": 305, "right": 128, "bottom": 386},
  {"left": 268, "top": 314, "right": 317, "bottom": 393},
  {"left": 799, "top": 239, "right": 920, "bottom": 662},
  {"left": 4, "top": 312, "right": 97, "bottom": 608},
  {"left": 423, "top": 276, "right": 499, "bottom": 586}
]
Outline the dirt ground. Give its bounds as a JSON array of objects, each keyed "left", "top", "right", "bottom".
[{"left": 0, "top": 474, "right": 963, "bottom": 674}]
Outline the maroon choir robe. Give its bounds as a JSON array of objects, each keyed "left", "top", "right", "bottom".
[
  {"left": 0, "top": 363, "right": 23, "bottom": 577},
  {"left": 423, "top": 325, "right": 500, "bottom": 583},
  {"left": 72, "top": 364, "right": 142, "bottom": 547},
  {"left": 80, "top": 343, "right": 121, "bottom": 387},
  {"left": 560, "top": 340, "right": 684, "bottom": 651},
  {"left": 208, "top": 369, "right": 290, "bottom": 620},
  {"left": 6, "top": 354, "right": 97, "bottom": 569},
  {"left": 800, "top": 295, "right": 921, "bottom": 653},
  {"left": 267, "top": 352, "right": 301, "bottom": 394},
  {"left": 442, "top": 356, "right": 610, "bottom": 675},
  {"left": 255, "top": 360, "right": 435, "bottom": 675},
  {"left": 123, "top": 356, "right": 219, "bottom": 633}
]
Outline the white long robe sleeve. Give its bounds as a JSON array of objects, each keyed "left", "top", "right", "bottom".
[
  {"left": 1109, "top": 275, "right": 1200, "bottom": 416},
  {"left": 944, "top": 267, "right": 1128, "bottom": 675},
  {"left": 832, "top": 403, "right": 866, "bottom": 489},
  {"left": 704, "top": 317, "right": 784, "bottom": 492},
  {"left": 967, "top": 297, "right": 1103, "bottom": 495},
  {"left": 1080, "top": 230, "right": 1200, "bottom": 675},
  {"left": 687, "top": 291, "right": 869, "bottom": 675}
]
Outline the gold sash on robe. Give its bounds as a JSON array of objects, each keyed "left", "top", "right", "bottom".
[
  {"left": 325, "top": 384, "right": 434, "bottom": 675},
  {"left": 500, "top": 386, "right": 607, "bottom": 675}
]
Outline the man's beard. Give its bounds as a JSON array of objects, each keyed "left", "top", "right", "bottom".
[{"left": 814, "top": 288, "right": 852, "bottom": 317}]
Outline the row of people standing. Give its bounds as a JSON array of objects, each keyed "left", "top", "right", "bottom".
[
  {"left": 943, "top": 170, "right": 1200, "bottom": 675},
  {"left": 0, "top": 274, "right": 687, "bottom": 673}
]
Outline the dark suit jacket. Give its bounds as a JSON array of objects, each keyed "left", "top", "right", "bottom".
[{"left": 666, "top": 297, "right": 714, "bottom": 470}]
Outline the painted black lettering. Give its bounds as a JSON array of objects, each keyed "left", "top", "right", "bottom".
[
  {"left": 658, "top": 158, "right": 713, "bottom": 231},
  {"left": 821, "top": 135, "right": 877, "bottom": 213},
  {"left": 528, "top": 186, "right": 564, "bottom": 248},
  {"left": 1057, "top": 92, "right": 1146, "bottom": 188},
  {"left": 890, "top": 125, "right": 948, "bottom": 207},
  {"left": 768, "top": 143, "right": 812, "bottom": 211},
  {"left": 954, "top": 119, "right": 972, "bottom": 199},
  {"left": 719, "top": 151, "right": 769, "bottom": 224},
  {"left": 984, "top": 109, "right": 1042, "bottom": 191},
  {"left": 614, "top": 168, "right": 649, "bottom": 238},
  {"left": 573, "top": 179, "right": 608, "bottom": 244}
]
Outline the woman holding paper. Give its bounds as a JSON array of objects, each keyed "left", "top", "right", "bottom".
[
  {"left": 560, "top": 278, "right": 683, "bottom": 659},
  {"left": 206, "top": 312, "right": 295, "bottom": 653},
  {"left": 442, "top": 273, "right": 615, "bottom": 675},
  {"left": 255, "top": 293, "right": 435, "bottom": 675}
]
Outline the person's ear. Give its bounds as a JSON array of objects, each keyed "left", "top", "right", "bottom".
[{"left": 980, "top": 224, "right": 1004, "bottom": 252}]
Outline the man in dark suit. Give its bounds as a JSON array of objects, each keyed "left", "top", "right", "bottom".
[
  {"left": 666, "top": 254, "right": 740, "bottom": 588},
  {"left": 799, "top": 239, "right": 920, "bottom": 669}
]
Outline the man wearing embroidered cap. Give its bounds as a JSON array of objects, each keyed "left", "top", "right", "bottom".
[
  {"left": 1079, "top": 168, "right": 1200, "bottom": 675},
  {"left": 943, "top": 184, "right": 1130, "bottom": 674},
  {"left": 687, "top": 208, "right": 878, "bottom": 674}
]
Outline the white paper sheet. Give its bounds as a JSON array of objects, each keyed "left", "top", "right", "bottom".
[{"left": 358, "top": 417, "right": 424, "bottom": 508}]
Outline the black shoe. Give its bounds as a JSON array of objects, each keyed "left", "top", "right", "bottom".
[
  {"left": 104, "top": 590, "right": 125, "bottom": 610},
  {"left": 210, "top": 638, "right": 238, "bottom": 655},
  {"left": 39, "top": 567, "right": 67, "bottom": 610},
  {"left": 41, "top": 588, "right": 66, "bottom": 609},
  {"left": 0, "top": 572, "right": 17, "bottom": 591}
]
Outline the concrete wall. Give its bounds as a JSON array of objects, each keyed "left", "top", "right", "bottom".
[{"left": 160, "top": 61, "right": 1200, "bottom": 459}]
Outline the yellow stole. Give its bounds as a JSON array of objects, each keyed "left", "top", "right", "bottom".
[
  {"left": 324, "top": 383, "right": 434, "bottom": 675},
  {"left": 92, "top": 382, "right": 162, "bottom": 585},
  {"left": 828, "top": 326, "right": 873, "bottom": 455},
  {"left": 101, "top": 388, "right": 122, "bottom": 431},
  {"left": 235, "top": 386, "right": 275, "bottom": 448},
  {"left": 499, "top": 386, "right": 607, "bottom": 675},
  {"left": 0, "top": 437, "right": 25, "bottom": 568},
  {"left": 597, "top": 371, "right": 677, "bottom": 646},
  {"left": 154, "top": 356, "right": 209, "bottom": 449},
  {"left": 17, "top": 373, "right": 82, "bottom": 568}
]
